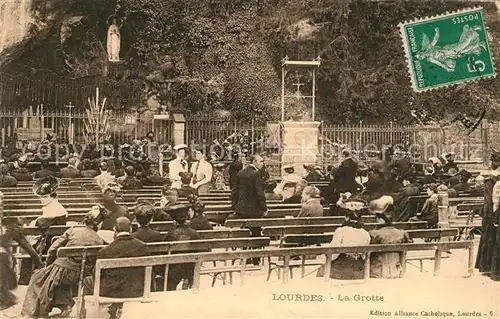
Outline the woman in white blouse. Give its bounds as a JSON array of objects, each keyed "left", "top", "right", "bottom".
[
  {"left": 169, "top": 144, "right": 189, "bottom": 189},
  {"left": 317, "top": 200, "right": 371, "bottom": 280}
]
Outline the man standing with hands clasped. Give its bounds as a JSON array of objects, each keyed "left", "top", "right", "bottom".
[{"left": 230, "top": 154, "right": 268, "bottom": 265}]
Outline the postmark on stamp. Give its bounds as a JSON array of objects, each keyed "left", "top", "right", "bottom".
[{"left": 399, "top": 7, "right": 496, "bottom": 92}]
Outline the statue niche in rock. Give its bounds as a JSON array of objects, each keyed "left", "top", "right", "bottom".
[{"left": 107, "top": 15, "right": 121, "bottom": 62}]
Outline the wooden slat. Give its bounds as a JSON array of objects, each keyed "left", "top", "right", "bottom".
[
  {"left": 57, "top": 237, "right": 269, "bottom": 258},
  {"left": 262, "top": 221, "right": 428, "bottom": 236},
  {"left": 224, "top": 216, "right": 377, "bottom": 228}
]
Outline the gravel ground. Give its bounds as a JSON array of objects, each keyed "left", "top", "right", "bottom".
[{"left": 2, "top": 239, "right": 498, "bottom": 319}]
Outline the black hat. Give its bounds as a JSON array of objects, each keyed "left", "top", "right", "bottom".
[
  {"left": 165, "top": 204, "right": 190, "bottom": 222},
  {"left": 459, "top": 170, "right": 472, "bottom": 180},
  {"left": 33, "top": 176, "right": 59, "bottom": 196}
]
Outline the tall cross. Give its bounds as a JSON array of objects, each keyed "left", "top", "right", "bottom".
[{"left": 293, "top": 74, "right": 305, "bottom": 99}]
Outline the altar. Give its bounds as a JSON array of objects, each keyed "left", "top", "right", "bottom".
[
  {"left": 15, "top": 106, "right": 54, "bottom": 144},
  {"left": 280, "top": 57, "right": 321, "bottom": 176}
]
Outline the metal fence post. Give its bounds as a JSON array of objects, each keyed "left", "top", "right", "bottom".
[
  {"left": 251, "top": 118, "right": 255, "bottom": 154},
  {"left": 0, "top": 191, "right": 3, "bottom": 237}
]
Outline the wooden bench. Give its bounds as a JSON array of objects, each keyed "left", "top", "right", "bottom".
[
  {"left": 276, "top": 228, "right": 458, "bottom": 247},
  {"left": 224, "top": 216, "right": 378, "bottom": 228},
  {"left": 265, "top": 227, "right": 454, "bottom": 279},
  {"left": 12, "top": 229, "right": 255, "bottom": 281},
  {"left": 0, "top": 186, "right": 83, "bottom": 193},
  {"left": 262, "top": 221, "right": 428, "bottom": 238},
  {"left": 84, "top": 241, "right": 474, "bottom": 316},
  {"left": 19, "top": 222, "right": 175, "bottom": 237},
  {"left": 60, "top": 236, "right": 270, "bottom": 316},
  {"left": 2, "top": 192, "right": 104, "bottom": 199}
]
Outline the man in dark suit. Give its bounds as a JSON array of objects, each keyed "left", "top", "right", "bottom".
[
  {"left": 83, "top": 217, "right": 150, "bottom": 319},
  {"left": 229, "top": 154, "right": 267, "bottom": 265},
  {"left": 230, "top": 154, "right": 267, "bottom": 219},
  {"left": 59, "top": 157, "right": 81, "bottom": 179}
]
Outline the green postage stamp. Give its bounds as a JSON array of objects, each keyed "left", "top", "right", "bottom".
[{"left": 399, "top": 7, "right": 496, "bottom": 92}]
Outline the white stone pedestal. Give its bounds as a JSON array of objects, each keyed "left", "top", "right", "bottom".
[{"left": 281, "top": 121, "right": 320, "bottom": 177}]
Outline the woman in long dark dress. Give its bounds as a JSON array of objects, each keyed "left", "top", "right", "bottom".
[
  {"left": 0, "top": 217, "right": 43, "bottom": 310},
  {"left": 475, "top": 150, "right": 500, "bottom": 280},
  {"left": 21, "top": 206, "right": 106, "bottom": 317}
]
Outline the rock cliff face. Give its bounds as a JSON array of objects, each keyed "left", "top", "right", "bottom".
[
  {"left": 0, "top": 0, "right": 82, "bottom": 67},
  {"left": 1, "top": 0, "right": 499, "bottom": 123},
  {"left": 0, "top": 0, "right": 33, "bottom": 52}
]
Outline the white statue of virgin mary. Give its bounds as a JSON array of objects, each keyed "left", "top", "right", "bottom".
[{"left": 106, "top": 16, "right": 120, "bottom": 62}]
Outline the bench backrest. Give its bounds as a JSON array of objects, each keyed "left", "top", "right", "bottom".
[
  {"left": 21, "top": 224, "right": 248, "bottom": 237},
  {"left": 57, "top": 237, "right": 270, "bottom": 258},
  {"left": 262, "top": 221, "right": 427, "bottom": 236},
  {"left": 92, "top": 240, "right": 474, "bottom": 296},
  {"left": 224, "top": 216, "right": 378, "bottom": 228},
  {"left": 271, "top": 228, "right": 459, "bottom": 246}
]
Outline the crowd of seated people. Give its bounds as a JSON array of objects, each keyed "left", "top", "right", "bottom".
[
  {"left": 13, "top": 187, "right": 207, "bottom": 317},
  {"left": 0, "top": 141, "right": 491, "bottom": 316}
]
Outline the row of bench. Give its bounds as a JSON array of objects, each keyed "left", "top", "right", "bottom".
[{"left": 82, "top": 240, "right": 474, "bottom": 317}]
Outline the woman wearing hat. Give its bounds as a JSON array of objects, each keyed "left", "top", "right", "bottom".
[
  {"left": 452, "top": 170, "right": 472, "bottom": 193},
  {"left": 0, "top": 163, "right": 18, "bottom": 187},
  {"left": 274, "top": 164, "right": 303, "bottom": 199},
  {"left": 420, "top": 162, "right": 437, "bottom": 185},
  {"left": 369, "top": 213, "right": 410, "bottom": 279},
  {"left": 0, "top": 218, "right": 42, "bottom": 310},
  {"left": 169, "top": 144, "right": 189, "bottom": 189},
  {"left": 21, "top": 206, "right": 107, "bottom": 317},
  {"left": 99, "top": 182, "right": 132, "bottom": 234},
  {"left": 187, "top": 198, "right": 213, "bottom": 231},
  {"left": 32, "top": 176, "right": 68, "bottom": 229},
  {"left": 18, "top": 177, "right": 69, "bottom": 285},
  {"left": 411, "top": 183, "right": 439, "bottom": 228},
  {"left": 476, "top": 149, "right": 500, "bottom": 281},
  {"left": 317, "top": 208, "right": 371, "bottom": 280},
  {"left": 164, "top": 204, "right": 202, "bottom": 291}
]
